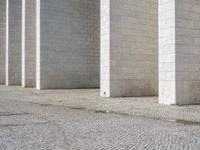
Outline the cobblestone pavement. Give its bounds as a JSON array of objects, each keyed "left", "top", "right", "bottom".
[{"left": 1, "top": 86, "right": 200, "bottom": 149}]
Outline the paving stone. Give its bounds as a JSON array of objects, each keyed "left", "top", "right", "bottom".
[{"left": 1, "top": 86, "right": 200, "bottom": 149}]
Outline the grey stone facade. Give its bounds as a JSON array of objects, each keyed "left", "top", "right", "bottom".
[
  {"left": 0, "top": 0, "right": 200, "bottom": 105},
  {"left": 101, "top": 0, "right": 158, "bottom": 97},
  {"left": 22, "top": 0, "right": 36, "bottom": 87},
  {"left": 159, "top": 0, "right": 200, "bottom": 104},
  {"left": 6, "top": 0, "right": 22, "bottom": 85},
  {"left": 0, "top": 0, "right": 6, "bottom": 84},
  {"left": 36, "top": 0, "right": 100, "bottom": 89}
]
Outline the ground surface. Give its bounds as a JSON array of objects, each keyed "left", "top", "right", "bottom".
[{"left": 1, "top": 86, "right": 200, "bottom": 150}]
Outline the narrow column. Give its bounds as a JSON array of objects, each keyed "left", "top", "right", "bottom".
[
  {"left": 159, "top": 0, "right": 176, "bottom": 104},
  {"left": 100, "top": 0, "right": 110, "bottom": 97},
  {"left": 100, "top": 0, "right": 158, "bottom": 97},
  {"left": 0, "top": 0, "right": 6, "bottom": 84},
  {"left": 6, "top": 0, "right": 22, "bottom": 85},
  {"left": 22, "top": 0, "right": 36, "bottom": 87},
  {"left": 159, "top": 0, "right": 200, "bottom": 104}
]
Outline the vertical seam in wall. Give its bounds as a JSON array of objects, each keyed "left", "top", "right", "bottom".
[
  {"left": 22, "top": 0, "right": 25, "bottom": 87},
  {"left": 36, "top": 0, "right": 40, "bottom": 89}
]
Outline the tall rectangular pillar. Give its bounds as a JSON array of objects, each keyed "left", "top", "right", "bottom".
[
  {"left": 6, "top": 0, "right": 22, "bottom": 85},
  {"left": 36, "top": 0, "right": 100, "bottom": 89},
  {"left": 159, "top": 0, "right": 200, "bottom": 104},
  {"left": 100, "top": 0, "right": 110, "bottom": 96},
  {"left": 101, "top": 0, "right": 158, "bottom": 97},
  {"left": 0, "top": 0, "right": 6, "bottom": 84},
  {"left": 22, "top": 0, "right": 36, "bottom": 87}
]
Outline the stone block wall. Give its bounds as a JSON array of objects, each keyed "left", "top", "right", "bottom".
[
  {"left": 6, "top": 0, "right": 22, "bottom": 85},
  {"left": 159, "top": 0, "right": 200, "bottom": 104},
  {"left": 101, "top": 0, "right": 158, "bottom": 97},
  {"left": 0, "top": 0, "right": 6, "bottom": 84},
  {"left": 22, "top": 0, "right": 36, "bottom": 87},
  {"left": 36, "top": 0, "right": 100, "bottom": 89},
  {"left": 2, "top": 0, "right": 200, "bottom": 105},
  {"left": 175, "top": 0, "right": 200, "bottom": 104}
]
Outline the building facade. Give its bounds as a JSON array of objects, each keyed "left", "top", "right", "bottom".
[{"left": 0, "top": 0, "right": 199, "bottom": 105}]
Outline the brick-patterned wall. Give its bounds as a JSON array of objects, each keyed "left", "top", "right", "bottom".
[
  {"left": 6, "top": 0, "right": 22, "bottom": 85},
  {"left": 175, "top": 0, "right": 200, "bottom": 104},
  {"left": 37, "top": 0, "right": 100, "bottom": 89},
  {"left": 0, "top": 0, "right": 6, "bottom": 84},
  {"left": 22, "top": 0, "right": 36, "bottom": 87},
  {"left": 101, "top": 0, "right": 158, "bottom": 97},
  {"left": 159, "top": 0, "right": 200, "bottom": 104}
]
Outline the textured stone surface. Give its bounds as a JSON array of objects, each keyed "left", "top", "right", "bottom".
[
  {"left": 101, "top": 0, "right": 158, "bottom": 97},
  {"left": 6, "top": 0, "right": 22, "bottom": 85},
  {"left": 0, "top": 0, "right": 6, "bottom": 84},
  {"left": 159, "top": 0, "right": 176, "bottom": 104},
  {"left": 22, "top": 0, "right": 36, "bottom": 87},
  {"left": 3, "top": 86, "right": 200, "bottom": 124},
  {"left": 36, "top": 0, "right": 100, "bottom": 89},
  {"left": 2, "top": 0, "right": 200, "bottom": 106},
  {"left": 1, "top": 86, "right": 200, "bottom": 149},
  {"left": 159, "top": 0, "right": 200, "bottom": 104},
  {"left": 100, "top": 0, "right": 110, "bottom": 97}
]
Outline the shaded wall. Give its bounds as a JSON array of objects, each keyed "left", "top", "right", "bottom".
[
  {"left": 36, "top": 0, "right": 100, "bottom": 89},
  {"left": 6, "top": 0, "right": 22, "bottom": 85},
  {"left": 159, "top": 0, "right": 200, "bottom": 104},
  {"left": 0, "top": 0, "right": 6, "bottom": 84},
  {"left": 22, "top": 0, "right": 36, "bottom": 87}
]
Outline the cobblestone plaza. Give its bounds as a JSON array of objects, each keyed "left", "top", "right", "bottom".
[
  {"left": 1, "top": 86, "right": 200, "bottom": 149},
  {"left": 0, "top": 0, "right": 200, "bottom": 105}
]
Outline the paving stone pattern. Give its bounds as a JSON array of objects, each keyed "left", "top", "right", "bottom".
[{"left": 1, "top": 86, "right": 200, "bottom": 149}]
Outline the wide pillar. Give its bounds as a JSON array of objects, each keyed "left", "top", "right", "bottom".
[
  {"left": 22, "top": 0, "right": 36, "bottom": 87},
  {"left": 159, "top": 0, "right": 200, "bottom": 104},
  {"left": 6, "top": 0, "right": 22, "bottom": 85},
  {"left": 36, "top": 0, "right": 100, "bottom": 89},
  {"left": 100, "top": 0, "right": 158, "bottom": 97},
  {"left": 0, "top": 0, "right": 6, "bottom": 84}
]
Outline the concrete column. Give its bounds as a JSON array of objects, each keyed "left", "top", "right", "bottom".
[
  {"left": 100, "top": 0, "right": 158, "bottom": 97},
  {"left": 100, "top": 0, "right": 110, "bottom": 96},
  {"left": 0, "top": 0, "right": 6, "bottom": 84},
  {"left": 159, "top": 0, "right": 200, "bottom": 104},
  {"left": 22, "top": 0, "right": 36, "bottom": 87},
  {"left": 6, "top": 0, "right": 22, "bottom": 85},
  {"left": 36, "top": 0, "right": 100, "bottom": 89}
]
